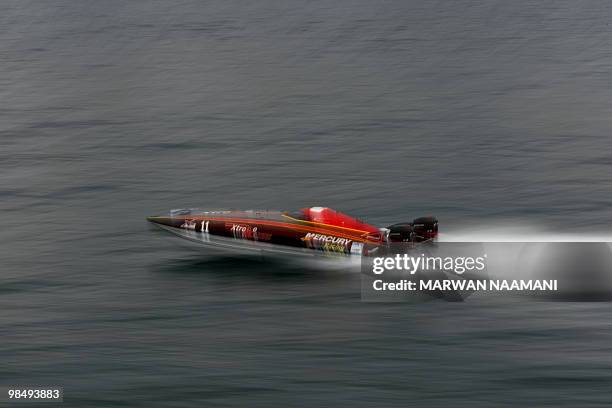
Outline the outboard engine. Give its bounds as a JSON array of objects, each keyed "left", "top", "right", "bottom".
[
  {"left": 387, "top": 216, "right": 438, "bottom": 243},
  {"left": 412, "top": 216, "right": 438, "bottom": 241},
  {"left": 386, "top": 223, "right": 415, "bottom": 242}
]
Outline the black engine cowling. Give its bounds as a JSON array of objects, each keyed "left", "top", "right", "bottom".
[
  {"left": 387, "top": 216, "right": 438, "bottom": 243},
  {"left": 412, "top": 216, "right": 438, "bottom": 241},
  {"left": 387, "top": 223, "right": 415, "bottom": 242}
]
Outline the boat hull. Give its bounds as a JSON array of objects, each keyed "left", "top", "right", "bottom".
[{"left": 147, "top": 209, "right": 382, "bottom": 259}]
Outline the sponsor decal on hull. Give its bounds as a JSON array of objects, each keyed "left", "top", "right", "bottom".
[
  {"left": 228, "top": 223, "right": 272, "bottom": 242},
  {"left": 302, "top": 232, "right": 353, "bottom": 253},
  {"left": 180, "top": 219, "right": 198, "bottom": 230}
]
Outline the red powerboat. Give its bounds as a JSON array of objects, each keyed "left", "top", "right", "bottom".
[{"left": 147, "top": 206, "right": 437, "bottom": 257}]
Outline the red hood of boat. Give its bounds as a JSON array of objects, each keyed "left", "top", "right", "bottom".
[{"left": 291, "top": 207, "right": 380, "bottom": 234}]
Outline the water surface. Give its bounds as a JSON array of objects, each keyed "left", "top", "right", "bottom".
[{"left": 2, "top": 1, "right": 612, "bottom": 406}]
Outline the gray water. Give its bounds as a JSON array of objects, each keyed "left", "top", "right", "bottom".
[{"left": 2, "top": 0, "right": 612, "bottom": 406}]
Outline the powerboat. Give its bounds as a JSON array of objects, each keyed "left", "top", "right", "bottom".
[{"left": 147, "top": 206, "right": 437, "bottom": 258}]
